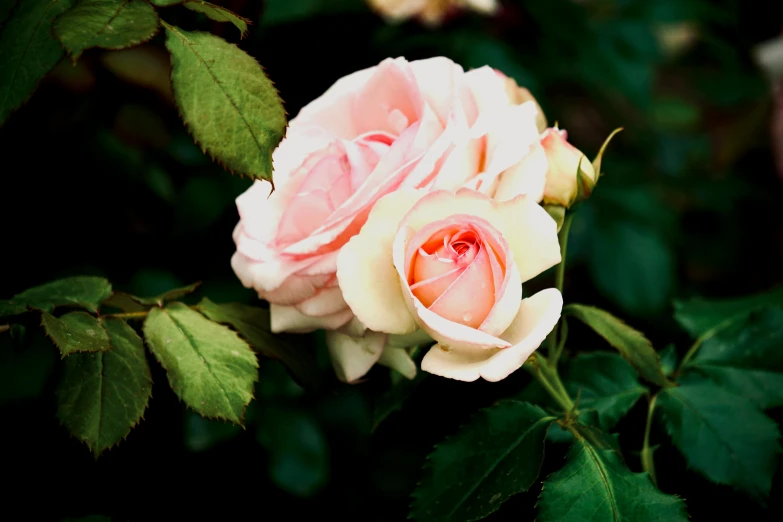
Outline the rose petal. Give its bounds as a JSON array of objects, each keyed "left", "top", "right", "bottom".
[
  {"left": 495, "top": 194, "right": 562, "bottom": 282},
  {"left": 271, "top": 126, "right": 336, "bottom": 187},
  {"left": 410, "top": 57, "right": 465, "bottom": 125},
  {"left": 420, "top": 288, "right": 562, "bottom": 382},
  {"left": 493, "top": 143, "right": 548, "bottom": 203},
  {"left": 353, "top": 58, "right": 423, "bottom": 136},
  {"left": 230, "top": 248, "right": 326, "bottom": 293},
  {"left": 337, "top": 189, "right": 425, "bottom": 335},
  {"left": 377, "top": 347, "right": 417, "bottom": 379},
  {"left": 290, "top": 67, "right": 379, "bottom": 139},
  {"left": 483, "top": 288, "right": 563, "bottom": 381},
  {"left": 294, "top": 287, "right": 349, "bottom": 317},
  {"left": 337, "top": 316, "right": 368, "bottom": 337},
  {"left": 258, "top": 272, "right": 333, "bottom": 306},
  {"left": 270, "top": 303, "right": 353, "bottom": 333},
  {"left": 427, "top": 239, "right": 495, "bottom": 328},
  {"left": 394, "top": 226, "right": 511, "bottom": 351},
  {"left": 464, "top": 66, "right": 510, "bottom": 121},
  {"left": 326, "top": 330, "right": 387, "bottom": 383}
]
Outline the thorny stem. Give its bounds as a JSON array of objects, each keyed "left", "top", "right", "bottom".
[{"left": 641, "top": 394, "right": 659, "bottom": 486}]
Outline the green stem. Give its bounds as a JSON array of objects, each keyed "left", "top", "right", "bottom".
[
  {"left": 555, "top": 212, "right": 574, "bottom": 294},
  {"left": 550, "top": 318, "right": 568, "bottom": 368},
  {"left": 528, "top": 358, "right": 575, "bottom": 414},
  {"left": 548, "top": 212, "right": 574, "bottom": 363},
  {"left": 641, "top": 394, "right": 658, "bottom": 486}
]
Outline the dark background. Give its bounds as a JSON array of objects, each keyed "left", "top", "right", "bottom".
[{"left": 1, "top": 0, "right": 782, "bottom": 520}]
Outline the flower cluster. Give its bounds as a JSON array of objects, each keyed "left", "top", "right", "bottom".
[{"left": 231, "top": 57, "right": 596, "bottom": 383}]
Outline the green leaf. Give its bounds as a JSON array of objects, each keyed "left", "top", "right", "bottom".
[
  {"left": 564, "top": 304, "right": 669, "bottom": 386},
  {"left": 149, "top": 0, "right": 182, "bottom": 5},
  {"left": 56, "top": 318, "right": 152, "bottom": 456},
  {"left": 0, "top": 276, "right": 112, "bottom": 317},
  {"left": 410, "top": 400, "right": 554, "bottom": 521},
  {"left": 42, "top": 312, "right": 111, "bottom": 357},
  {"left": 52, "top": 0, "right": 159, "bottom": 60},
  {"left": 659, "top": 344, "right": 678, "bottom": 377},
  {"left": 101, "top": 292, "right": 147, "bottom": 313},
  {"left": 684, "top": 307, "right": 783, "bottom": 409},
  {"left": 143, "top": 302, "right": 258, "bottom": 423},
  {"left": 197, "top": 298, "right": 321, "bottom": 389},
  {"left": 372, "top": 371, "right": 426, "bottom": 432},
  {"left": 131, "top": 282, "right": 202, "bottom": 306},
  {"left": 183, "top": 1, "right": 249, "bottom": 38},
  {"left": 657, "top": 377, "right": 781, "bottom": 499},
  {"left": 102, "top": 283, "right": 201, "bottom": 312},
  {"left": 673, "top": 286, "right": 783, "bottom": 338},
  {"left": 163, "top": 23, "right": 286, "bottom": 180},
  {"left": 0, "top": 0, "right": 75, "bottom": 125},
  {"left": 256, "top": 405, "right": 330, "bottom": 497},
  {"left": 564, "top": 352, "right": 647, "bottom": 430},
  {"left": 537, "top": 437, "right": 688, "bottom": 521}
]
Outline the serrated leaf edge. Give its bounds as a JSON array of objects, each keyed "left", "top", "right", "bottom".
[{"left": 161, "top": 21, "right": 288, "bottom": 181}]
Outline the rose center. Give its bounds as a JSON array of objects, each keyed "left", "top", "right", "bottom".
[{"left": 408, "top": 223, "right": 500, "bottom": 328}]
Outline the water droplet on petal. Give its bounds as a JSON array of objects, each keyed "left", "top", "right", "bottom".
[{"left": 462, "top": 313, "right": 472, "bottom": 323}]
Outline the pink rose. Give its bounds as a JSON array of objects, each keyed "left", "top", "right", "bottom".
[
  {"left": 335, "top": 188, "right": 563, "bottom": 382},
  {"left": 232, "top": 56, "right": 547, "bottom": 337}
]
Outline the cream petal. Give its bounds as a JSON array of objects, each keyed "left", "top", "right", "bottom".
[
  {"left": 294, "top": 287, "right": 349, "bottom": 317},
  {"left": 493, "top": 143, "right": 548, "bottom": 203},
  {"left": 420, "top": 343, "right": 491, "bottom": 382},
  {"left": 326, "top": 330, "right": 387, "bottom": 383},
  {"left": 270, "top": 303, "right": 353, "bottom": 333},
  {"left": 336, "top": 316, "right": 368, "bottom": 337},
  {"left": 421, "top": 288, "right": 562, "bottom": 382},
  {"left": 377, "top": 347, "right": 417, "bottom": 379},
  {"left": 410, "top": 57, "right": 465, "bottom": 125},
  {"left": 495, "top": 195, "right": 562, "bottom": 282},
  {"left": 482, "top": 288, "right": 563, "bottom": 381},
  {"left": 336, "top": 189, "right": 425, "bottom": 335},
  {"left": 463, "top": 66, "right": 510, "bottom": 118}
]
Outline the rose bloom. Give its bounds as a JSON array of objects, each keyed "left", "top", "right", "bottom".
[
  {"left": 336, "top": 188, "right": 563, "bottom": 382},
  {"left": 368, "top": 0, "right": 499, "bottom": 26},
  {"left": 231, "top": 56, "right": 547, "bottom": 345}
]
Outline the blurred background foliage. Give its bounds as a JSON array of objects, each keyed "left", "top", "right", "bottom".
[{"left": 1, "top": 0, "right": 782, "bottom": 520}]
